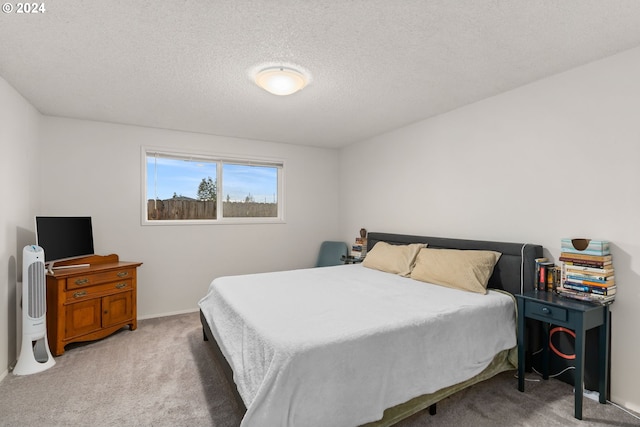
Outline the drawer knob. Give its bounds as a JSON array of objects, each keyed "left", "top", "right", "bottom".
[
  {"left": 542, "top": 307, "right": 550, "bottom": 314},
  {"left": 75, "top": 278, "right": 89, "bottom": 285},
  {"left": 73, "top": 291, "right": 88, "bottom": 298},
  {"left": 115, "top": 283, "right": 127, "bottom": 289},
  {"left": 117, "top": 271, "right": 129, "bottom": 278}
]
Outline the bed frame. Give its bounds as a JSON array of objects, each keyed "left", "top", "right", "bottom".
[{"left": 200, "top": 232, "right": 543, "bottom": 425}]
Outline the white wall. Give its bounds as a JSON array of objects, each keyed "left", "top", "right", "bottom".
[
  {"left": 0, "top": 77, "right": 41, "bottom": 378},
  {"left": 340, "top": 46, "right": 640, "bottom": 412},
  {"left": 38, "top": 117, "right": 341, "bottom": 318}
]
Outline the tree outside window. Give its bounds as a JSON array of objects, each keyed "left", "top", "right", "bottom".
[{"left": 144, "top": 149, "right": 283, "bottom": 224}]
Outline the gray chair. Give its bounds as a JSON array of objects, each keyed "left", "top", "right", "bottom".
[{"left": 315, "top": 241, "right": 348, "bottom": 267}]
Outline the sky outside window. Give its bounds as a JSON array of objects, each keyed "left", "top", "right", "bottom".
[
  {"left": 146, "top": 156, "right": 277, "bottom": 202},
  {"left": 223, "top": 163, "right": 277, "bottom": 203}
]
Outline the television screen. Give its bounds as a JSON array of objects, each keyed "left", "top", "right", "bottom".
[{"left": 35, "top": 216, "right": 94, "bottom": 263}]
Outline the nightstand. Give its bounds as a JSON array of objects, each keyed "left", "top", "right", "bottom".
[{"left": 516, "top": 290, "right": 610, "bottom": 420}]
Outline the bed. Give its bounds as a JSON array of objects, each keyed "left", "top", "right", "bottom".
[{"left": 198, "top": 232, "right": 542, "bottom": 426}]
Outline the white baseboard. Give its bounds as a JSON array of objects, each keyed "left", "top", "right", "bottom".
[
  {"left": 0, "top": 368, "right": 8, "bottom": 384},
  {"left": 137, "top": 307, "right": 199, "bottom": 320}
]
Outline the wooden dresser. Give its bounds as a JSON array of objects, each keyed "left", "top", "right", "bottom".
[{"left": 45, "top": 254, "right": 142, "bottom": 356}]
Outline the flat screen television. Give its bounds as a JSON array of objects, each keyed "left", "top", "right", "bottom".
[{"left": 35, "top": 216, "right": 95, "bottom": 266}]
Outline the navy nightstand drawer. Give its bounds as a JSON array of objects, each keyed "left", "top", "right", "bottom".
[{"left": 525, "top": 301, "right": 568, "bottom": 323}]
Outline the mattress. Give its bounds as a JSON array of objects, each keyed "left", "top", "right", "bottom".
[{"left": 198, "top": 264, "right": 517, "bottom": 427}]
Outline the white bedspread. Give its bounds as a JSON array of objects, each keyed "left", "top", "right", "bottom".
[{"left": 198, "top": 264, "right": 516, "bottom": 427}]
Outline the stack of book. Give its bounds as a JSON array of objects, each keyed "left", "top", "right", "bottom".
[
  {"left": 535, "top": 258, "right": 559, "bottom": 291},
  {"left": 350, "top": 236, "right": 367, "bottom": 259},
  {"left": 557, "top": 239, "right": 615, "bottom": 305}
]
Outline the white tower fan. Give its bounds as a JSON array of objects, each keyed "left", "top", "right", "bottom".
[{"left": 13, "top": 245, "right": 55, "bottom": 375}]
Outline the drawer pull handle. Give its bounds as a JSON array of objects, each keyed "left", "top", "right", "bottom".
[
  {"left": 115, "top": 283, "right": 127, "bottom": 289},
  {"left": 75, "top": 278, "right": 89, "bottom": 285},
  {"left": 117, "top": 272, "right": 129, "bottom": 278},
  {"left": 542, "top": 307, "right": 550, "bottom": 314},
  {"left": 73, "top": 291, "right": 88, "bottom": 298}
]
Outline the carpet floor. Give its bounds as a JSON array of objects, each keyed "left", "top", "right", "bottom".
[{"left": 0, "top": 312, "right": 638, "bottom": 426}]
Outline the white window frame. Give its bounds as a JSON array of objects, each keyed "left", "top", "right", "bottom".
[{"left": 141, "top": 146, "right": 285, "bottom": 225}]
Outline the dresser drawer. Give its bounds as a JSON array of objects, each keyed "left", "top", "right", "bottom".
[
  {"left": 66, "top": 268, "right": 135, "bottom": 290},
  {"left": 525, "top": 301, "right": 568, "bottom": 323},
  {"left": 65, "top": 279, "right": 133, "bottom": 302}
]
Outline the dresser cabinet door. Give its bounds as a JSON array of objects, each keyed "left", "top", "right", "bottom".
[
  {"left": 102, "top": 291, "right": 133, "bottom": 328},
  {"left": 65, "top": 299, "right": 102, "bottom": 339}
]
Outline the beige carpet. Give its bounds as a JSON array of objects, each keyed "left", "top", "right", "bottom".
[{"left": 0, "top": 312, "right": 638, "bottom": 427}]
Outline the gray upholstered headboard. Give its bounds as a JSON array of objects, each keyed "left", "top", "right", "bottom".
[{"left": 366, "top": 232, "right": 543, "bottom": 295}]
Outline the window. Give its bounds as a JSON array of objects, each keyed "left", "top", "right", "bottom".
[{"left": 142, "top": 148, "right": 284, "bottom": 224}]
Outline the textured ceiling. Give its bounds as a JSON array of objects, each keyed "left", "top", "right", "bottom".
[{"left": 2, "top": 1, "right": 640, "bottom": 148}]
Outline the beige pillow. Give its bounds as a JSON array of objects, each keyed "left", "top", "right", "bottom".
[
  {"left": 410, "top": 248, "right": 502, "bottom": 294},
  {"left": 362, "top": 242, "right": 427, "bottom": 277}
]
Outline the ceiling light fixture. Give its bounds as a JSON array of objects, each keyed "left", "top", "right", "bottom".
[{"left": 255, "top": 67, "right": 308, "bottom": 96}]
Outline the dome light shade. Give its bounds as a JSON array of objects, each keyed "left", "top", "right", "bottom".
[{"left": 255, "top": 67, "right": 307, "bottom": 96}]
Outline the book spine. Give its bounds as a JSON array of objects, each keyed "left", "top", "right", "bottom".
[
  {"left": 558, "top": 287, "right": 615, "bottom": 299},
  {"left": 562, "top": 283, "right": 616, "bottom": 295},
  {"left": 560, "top": 258, "right": 612, "bottom": 268},
  {"left": 535, "top": 258, "right": 546, "bottom": 291},
  {"left": 538, "top": 264, "right": 546, "bottom": 291},
  {"left": 557, "top": 291, "right": 615, "bottom": 304},
  {"left": 548, "top": 265, "right": 560, "bottom": 291},
  {"left": 565, "top": 269, "right": 615, "bottom": 281},
  {"left": 559, "top": 253, "right": 612, "bottom": 262},
  {"left": 564, "top": 265, "right": 614, "bottom": 275},
  {"left": 588, "top": 287, "right": 616, "bottom": 296},
  {"left": 565, "top": 274, "right": 615, "bottom": 283},
  {"left": 565, "top": 277, "right": 615, "bottom": 287}
]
